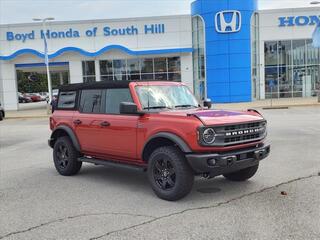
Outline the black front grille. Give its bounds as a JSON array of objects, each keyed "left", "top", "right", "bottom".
[
  {"left": 212, "top": 121, "right": 267, "bottom": 146},
  {"left": 224, "top": 122, "right": 261, "bottom": 131}
]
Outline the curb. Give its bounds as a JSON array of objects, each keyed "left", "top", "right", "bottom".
[{"left": 6, "top": 116, "right": 50, "bottom": 120}]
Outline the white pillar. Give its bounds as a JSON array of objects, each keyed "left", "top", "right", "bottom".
[
  {"left": 69, "top": 61, "right": 83, "bottom": 84},
  {"left": 0, "top": 61, "right": 18, "bottom": 110},
  {"left": 59, "top": 72, "right": 64, "bottom": 85},
  {"left": 259, "top": 38, "right": 266, "bottom": 100},
  {"left": 180, "top": 53, "right": 194, "bottom": 92},
  {"left": 95, "top": 60, "right": 101, "bottom": 82}
]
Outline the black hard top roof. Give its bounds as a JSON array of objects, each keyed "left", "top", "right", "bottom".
[{"left": 58, "top": 81, "right": 131, "bottom": 91}]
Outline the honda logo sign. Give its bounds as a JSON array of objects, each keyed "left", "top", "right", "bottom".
[{"left": 215, "top": 10, "right": 242, "bottom": 33}]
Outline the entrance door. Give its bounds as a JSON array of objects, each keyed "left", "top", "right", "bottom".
[{"left": 15, "top": 62, "right": 70, "bottom": 108}]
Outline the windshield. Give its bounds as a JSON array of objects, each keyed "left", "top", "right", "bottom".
[{"left": 136, "top": 85, "right": 199, "bottom": 111}]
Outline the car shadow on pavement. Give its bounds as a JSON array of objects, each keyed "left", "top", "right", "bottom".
[{"left": 72, "top": 164, "right": 255, "bottom": 201}]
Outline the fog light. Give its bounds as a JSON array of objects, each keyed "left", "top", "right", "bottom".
[{"left": 207, "top": 158, "right": 217, "bottom": 166}]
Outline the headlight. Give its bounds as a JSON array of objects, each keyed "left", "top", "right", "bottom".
[{"left": 202, "top": 128, "right": 216, "bottom": 144}]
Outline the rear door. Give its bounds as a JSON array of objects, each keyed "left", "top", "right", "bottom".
[{"left": 73, "top": 89, "right": 105, "bottom": 154}]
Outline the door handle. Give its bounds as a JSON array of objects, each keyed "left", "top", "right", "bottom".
[
  {"left": 73, "top": 119, "right": 82, "bottom": 125},
  {"left": 100, "top": 121, "right": 110, "bottom": 127}
]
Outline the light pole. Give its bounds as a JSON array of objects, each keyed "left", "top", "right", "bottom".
[{"left": 32, "top": 17, "right": 55, "bottom": 106}]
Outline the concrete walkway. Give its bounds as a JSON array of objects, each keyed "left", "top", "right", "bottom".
[{"left": 4, "top": 97, "right": 320, "bottom": 119}]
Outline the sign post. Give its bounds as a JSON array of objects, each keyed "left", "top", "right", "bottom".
[{"left": 32, "top": 17, "right": 55, "bottom": 112}]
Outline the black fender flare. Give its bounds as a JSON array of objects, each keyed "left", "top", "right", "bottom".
[
  {"left": 49, "top": 125, "right": 81, "bottom": 151},
  {"left": 142, "top": 132, "right": 192, "bottom": 159}
]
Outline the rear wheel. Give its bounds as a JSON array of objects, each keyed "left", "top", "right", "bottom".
[
  {"left": 223, "top": 164, "right": 259, "bottom": 182},
  {"left": 53, "top": 136, "right": 82, "bottom": 176},
  {"left": 147, "top": 146, "right": 194, "bottom": 201},
  {"left": 0, "top": 111, "right": 3, "bottom": 121}
]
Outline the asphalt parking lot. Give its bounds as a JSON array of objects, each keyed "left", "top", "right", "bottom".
[{"left": 0, "top": 106, "right": 319, "bottom": 240}]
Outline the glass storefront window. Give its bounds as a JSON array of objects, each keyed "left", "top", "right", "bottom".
[
  {"left": 127, "top": 59, "right": 141, "bottom": 81},
  {"left": 292, "top": 66, "right": 305, "bottom": 97},
  {"left": 154, "top": 58, "right": 167, "bottom": 73},
  {"left": 127, "top": 59, "right": 140, "bottom": 74},
  {"left": 100, "top": 60, "right": 113, "bottom": 75},
  {"left": 307, "top": 65, "right": 320, "bottom": 96},
  {"left": 265, "top": 67, "right": 278, "bottom": 99},
  {"left": 264, "top": 39, "right": 320, "bottom": 99},
  {"left": 279, "top": 65, "right": 292, "bottom": 98},
  {"left": 113, "top": 60, "right": 127, "bottom": 81},
  {"left": 100, "top": 60, "right": 113, "bottom": 81},
  {"left": 97, "top": 57, "right": 182, "bottom": 82},
  {"left": 82, "top": 61, "right": 96, "bottom": 83},
  {"left": 264, "top": 41, "right": 278, "bottom": 67},
  {"left": 278, "top": 41, "right": 292, "bottom": 66},
  {"left": 292, "top": 40, "right": 306, "bottom": 66},
  {"left": 306, "top": 39, "right": 319, "bottom": 65},
  {"left": 141, "top": 58, "right": 154, "bottom": 73},
  {"left": 168, "top": 57, "right": 181, "bottom": 73}
]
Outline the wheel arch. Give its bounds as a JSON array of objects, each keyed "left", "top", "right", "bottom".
[
  {"left": 142, "top": 132, "right": 192, "bottom": 162},
  {"left": 49, "top": 125, "right": 81, "bottom": 151}
]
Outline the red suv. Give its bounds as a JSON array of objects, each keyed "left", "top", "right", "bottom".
[{"left": 49, "top": 81, "right": 270, "bottom": 201}]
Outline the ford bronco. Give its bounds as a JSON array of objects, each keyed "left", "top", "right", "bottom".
[{"left": 48, "top": 81, "right": 270, "bottom": 201}]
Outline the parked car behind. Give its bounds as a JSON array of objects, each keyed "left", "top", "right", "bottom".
[
  {"left": 18, "top": 93, "right": 32, "bottom": 103},
  {"left": 25, "top": 93, "right": 41, "bottom": 102},
  {"left": 0, "top": 102, "right": 5, "bottom": 121},
  {"left": 39, "top": 92, "right": 49, "bottom": 102},
  {"left": 33, "top": 93, "right": 47, "bottom": 101}
]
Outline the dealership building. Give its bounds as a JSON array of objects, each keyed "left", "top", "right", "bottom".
[{"left": 0, "top": 0, "right": 319, "bottom": 110}]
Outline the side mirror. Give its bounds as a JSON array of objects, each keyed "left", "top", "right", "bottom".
[
  {"left": 203, "top": 99, "right": 212, "bottom": 109},
  {"left": 120, "top": 102, "right": 141, "bottom": 115}
]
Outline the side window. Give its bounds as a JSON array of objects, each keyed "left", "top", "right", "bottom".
[
  {"left": 79, "top": 89, "right": 103, "bottom": 113},
  {"left": 57, "top": 91, "right": 77, "bottom": 109},
  {"left": 105, "top": 88, "right": 133, "bottom": 114}
]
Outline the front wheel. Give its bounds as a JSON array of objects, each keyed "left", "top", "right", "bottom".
[
  {"left": 53, "top": 136, "right": 82, "bottom": 176},
  {"left": 147, "top": 146, "right": 194, "bottom": 201},
  {"left": 223, "top": 164, "right": 259, "bottom": 182}
]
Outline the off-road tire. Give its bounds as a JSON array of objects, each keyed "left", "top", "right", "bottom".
[
  {"left": 53, "top": 136, "right": 82, "bottom": 176},
  {"left": 147, "top": 146, "right": 194, "bottom": 201},
  {"left": 223, "top": 164, "right": 259, "bottom": 181},
  {"left": 0, "top": 111, "right": 3, "bottom": 121}
]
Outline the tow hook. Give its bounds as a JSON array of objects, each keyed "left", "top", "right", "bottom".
[
  {"left": 221, "top": 155, "right": 237, "bottom": 166},
  {"left": 254, "top": 149, "right": 266, "bottom": 160}
]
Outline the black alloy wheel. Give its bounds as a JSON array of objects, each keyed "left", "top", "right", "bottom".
[
  {"left": 153, "top": 158, "right": 176, "bottom": 191},
  {"left": 56, "top": 144, "right": 69, "bottom": 169},
  {"left": 148, "top": 146, "right": 194, "bottom": 201},
  {"left": 53, "top": 136, "right": 82, "bottom": 176}
]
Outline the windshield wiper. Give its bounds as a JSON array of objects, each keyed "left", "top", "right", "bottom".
[
  {"left": 143, "top": 106, "right": 173, "bottom": 110},
  {"left": 175, "top": 104, "right": 198, "bottom": 109}
]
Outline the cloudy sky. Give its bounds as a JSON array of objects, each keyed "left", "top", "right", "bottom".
[{"left": 0, "top": 0, "right": 317, "bottom": 24}]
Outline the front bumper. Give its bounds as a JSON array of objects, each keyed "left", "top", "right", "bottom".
[{"left": 186, "top": 144, "right": 270, "bottom": 177}]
